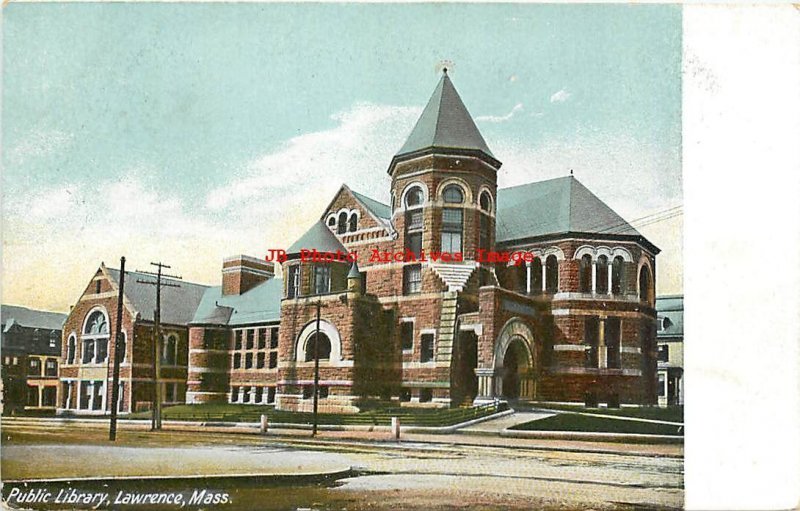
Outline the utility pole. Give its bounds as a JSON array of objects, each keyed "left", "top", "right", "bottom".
[
  {"left": 312, "top": 300, "right": 321, "bottom": 437},
  {"left": 137, "top": 262, "right": 181, "bottom": 431},
  {"left": 109, "top": 256, "right": 126, "bottom": 441}
]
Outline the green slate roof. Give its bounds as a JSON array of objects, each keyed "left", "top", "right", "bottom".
[
  {"left": 1, "top": 304, "right": 66, "bottom": 332},
  {"left": 287, "top": 220, "right": 348, "bottom": 256},
  {"left": 393, "top": 72, "right": 497, "bottom": 167},
  {"left": 351, "top": 190, "right": 391, "bottom": 221},
  {"left": 191, "top": 278, "right": 283, "bottom": 326},
  {"left": 496, "top": 176, "right": 646, "bottom": 244},
  {"left": 106, "top": 268, "right": 210, "bottom": 326}
]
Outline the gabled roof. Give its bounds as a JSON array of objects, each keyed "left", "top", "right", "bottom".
[
  {"left": 105, "top": 268, "right": 209, "bottom": 326},
  {"left": 351, "top": 189, "right": 391, "bottom": 221},
  {"left": 391, "top": 72, "right": 499, "bottom": 170},
  {"left": 191, "top": 278, "right": 283, "bottom": 326},
  {"left": 1, "top": 305, "right": 66, "bottom": 332},
  {"left": 287, "top": 220, "right": 348, "bottom": 256},
  {"left": 495, "top": 176, "right": 657, "bottom": 252}
]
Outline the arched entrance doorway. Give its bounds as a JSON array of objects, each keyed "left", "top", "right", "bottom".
[
  {"left": 492, "top": 318, "right": 537, "bottom": 400},
  {"left": 501, "top": 337, "right": 530, "bottom": 399}
]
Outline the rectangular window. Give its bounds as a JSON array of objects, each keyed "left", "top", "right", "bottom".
[
  {"left": 242, "top": 386, "right": 251, "bottom": 403},
  {"left": 257, "top": 352, "right": 266, "bottom": 369},
  {"left": 288, "top": 265, "right": 301, "bottom": 299},
  {"left": 164, "top": 382, "right": 178, "bottom": 403},
  {"left": 258, "top": 329, "right": 267, "bottom": 349},
  {"left": 269, "top": 352, "right": 278, "bottom": 369},
  {"left": 441, "top": 208, "right": 463, "bottom": 253},
  {"left": 41, "top": 386, "right": 57, "bottom": 407},
  {"left": 606, "top": 318, "right": 621, "bottom": 369},
  {"left": 267, "top": 387, "right": 276, "bottom": 404},
  {"left": 302, "top": 386, "right": 313, "bottom": 400},
  {"left": 420, "top": 334, "right": 435, "bottom": 363},
  {"left": 246, "top": 330, "right": 255, "bottom": 350},
  {"left": 270, "top": 328, "right": 279, "bottom": 349},
  {"left": 314, "top": 265, "right": 331, "bottom": 295},
  {"left": 95, "top": 281, "right": 102, "bottom": 294},
  {"left": 255, "top": 386, "right": 264, "bottom": 403},
  {"left": 584, "top": 317, "right": 600, "bottom": 368},
  {"left": 657, "top": 373, "right": 666, "bottom": 397},
  {"left": 233, "top": 353, "right": 241, "bottom": 369},
  {"left": 479, "top": 214, "right": 490, "bottom": 251},
  {"left": 658, "top": 344, "right": 669, "bottom": 363},
  {"left": 45, "top": 359, "right": 57, "bottom": 377},
  {"left": 27, "top": 386, "right": 40, "bottom": 407},
  {"left": 49, "top": 335, "right": 58, "bottom": 349},
  {"left": 231, "top": 386, "right": 239, "bottom": 403},
  {"left": 419, "top": 388, "right": 433, "bottom": 402},
  {"left": 82, "top": 340, "right": 95, "bottom": 364},
  {"left": 405, "top": 210, "right": 423, "bottom": 258},
  {"left": 79, "top": 381, "right": 92, "bottom": 410},
  {"left": 28, "top": 358, "right": 41, "bottom": 376},
  {"left": 92, "top": 380, "right": 104, "bottom": 410},
  {"left": 245, "top": 352, "right": 253, "bottom": 369},
  {"left": 234, "top": 330, "right": 243, "bottom": 350},
  {"left": 319, "top": 386, "right": 329, "bottom": 399},
  {"left": 400, "top": 322, "right": 414, "bottom": 351},
  {"left": 403, "top": 265, "right": 422, "bottom": 295},
  {"left": 96, "top": 340, "right": 108, "bottom": 364}
]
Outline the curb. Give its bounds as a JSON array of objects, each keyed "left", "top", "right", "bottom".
[{"left": 499, "top": 429, "right": 684, "bottom": 444}]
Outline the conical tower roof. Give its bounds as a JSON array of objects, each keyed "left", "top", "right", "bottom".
[{"left": 390, "top": 71, "right": 500, "bottom": 172}]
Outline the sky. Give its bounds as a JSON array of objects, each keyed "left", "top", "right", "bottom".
[{"left": 2, "top": 3, "right": 683, "bottom": 312}]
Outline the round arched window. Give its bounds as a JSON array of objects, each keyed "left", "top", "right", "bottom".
[
  {"left": 305, "top": 333, "right": 331, "bottom": 362},
  {"left": 84, "top": 311, "right": 108, "bottom": 335},
  {"left": 442, "top": 185, "right": 464, "bottom": 204},
  {"left": 479, "top": 191, "right": 492, "bottom": 212},
  {"left": 405, "top": 186, "right": 424, "bottom": 208}
]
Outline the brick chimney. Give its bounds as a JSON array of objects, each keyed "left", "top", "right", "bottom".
[{"left": 222, "top": 255, "right": 275, "bottom": 296}]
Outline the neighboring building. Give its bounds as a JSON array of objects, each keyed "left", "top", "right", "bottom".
[
  {"left": 57, "top": 265, "right": 207, "bottom": 415},
  {"left": 61, "top": 72, "right": 661, "bottom": 415},
  {"left": 656, "top": 295, "right": 683, "bottom": 407},
  {"left": 1, "top": 305, "right": 67, "bottom": 414}
]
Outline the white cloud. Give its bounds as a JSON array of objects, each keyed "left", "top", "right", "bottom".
[
  {"left": 550, "top": 89, "right": 572, "bottom": 103},
  {"left": 6, "top": 128, "right": 74, "bottom": 165},
  {"left": 476, "top": 103, "right": 524, "bottom": 124}
]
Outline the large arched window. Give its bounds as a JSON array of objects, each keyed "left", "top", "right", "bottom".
[
  {"left": 611, "top": 256, "right": 624, "bottom": 295},
  {"left": 84, "top": 311, "right": 108, "bottom": 335},
  {"left": 442, "top": 184, "right": 464, "bottom": 204},
  {"left": 530, "top": 258, "right": 543, "bottom": 294},
  {"left": 639, "top": 266, "right": 652, "bottom": 303},
  {"left": 545, "top": 255, "right": 559, "bottom": 293},
  {"left": 579, "top": 254, "right": 592, "bottom": 293},
  {"left": 596, "top": 255, "right": 609, "bottom": 294},
  {"left": 304, "top": 332, "right": 331, "bottom": 362},
  {"left": 337, "top": 212, "right": 348, "bottom": 234},
  {"left": 348, "top": 212, "right": 358, "bottom": 232}
]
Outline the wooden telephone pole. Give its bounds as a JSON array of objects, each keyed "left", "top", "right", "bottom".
[
  {"left": 136, "top": 262, "right": 181, "bottom": 430},
  {"left": 109, "top": 256, "right": 126, "bottom": 441}
]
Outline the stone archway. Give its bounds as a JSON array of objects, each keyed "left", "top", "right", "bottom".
[{"left": 492, "top": 318, "right": 537, "bottom": 400}]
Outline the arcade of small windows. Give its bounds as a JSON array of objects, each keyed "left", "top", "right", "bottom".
[
  {"left": 514, "top": 254, "right": 560, "bottom": 294},
  {"left": 230, "top": 385, "right": 277, "bottom": 404},
  {"left": 232, "top": 327, "right": 279, "bottom": 371},
  {"left": 579, "top": 254, "right": 627, "bottom": 296},
  {"left": 327, "top": 209, "right": 360, "bottom": 235}
]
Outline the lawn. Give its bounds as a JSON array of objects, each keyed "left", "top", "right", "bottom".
[
  {"left": 126, "top": 401, "right": 507, "bottom": 427},
  {"left": 529, "top": 404, "right": 684, "bottom": 423},
  {"left": 510, "top": 413, "right": 684, "bottom": 436}
]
